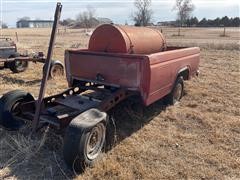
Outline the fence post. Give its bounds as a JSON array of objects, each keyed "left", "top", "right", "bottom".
[{"left": 15, "top": 32, "right": 19, "bottom": 42}]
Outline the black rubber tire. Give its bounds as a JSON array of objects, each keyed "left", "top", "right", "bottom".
[
  {"left": 104, "top": 114, "right": 117, "bottom": 151},
  {"left": 0, "top": 90, "right": 34, "bottom": 131},
  {"left": 164, "top": 76, "right": 184, "bottom": 105},
  {"left": 4, "top": 62, "right": 10, "bottom": 68},
  {"left": 63, "top": 120, "right": 106, "bottom": 172},
  {"left": 9, "top": 60, "right": 29, "bottom": 73},
  {"left": 43, "top": 60, "right": 64, "bottom": 79}
]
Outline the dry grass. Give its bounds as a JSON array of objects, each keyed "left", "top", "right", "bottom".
[
  {"left": 157, "top": 27, "right": 240, "bottom": 50},
  {"left": 0, "top": 27, "right": 240, "bottom": 179}
]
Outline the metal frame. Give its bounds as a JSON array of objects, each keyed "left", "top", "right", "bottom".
[
  {"left": 0, "top": 53, "right": 46, "bottom": 63},
  {"left": 18, "top": 84, "right": 134, "bottom": 131}
]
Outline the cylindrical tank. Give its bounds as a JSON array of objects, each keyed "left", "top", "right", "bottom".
[{"left": 88, "top": 24, "right": 167, "bottom": 54}]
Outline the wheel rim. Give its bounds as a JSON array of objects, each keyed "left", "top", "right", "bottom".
[
  {"left": 85, "top": 123, "right": 105, "bottom": 160},
  {"left": 173, "top": 83, "right": 182, "bottom": 102},
  {"left": 15, "top": 60, "right": 27, "bottom": 71},
  {"left": 50, "top": 64, "right": 64, "bottom": 78},
  {"left": 11, "top": 100, "right": 23, "bottom": 116}
]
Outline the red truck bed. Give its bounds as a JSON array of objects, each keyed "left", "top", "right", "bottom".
[{"left": 65, "top": 47, "right": 200, "bottom": 106}]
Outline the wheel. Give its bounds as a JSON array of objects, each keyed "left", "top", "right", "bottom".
[
  {"left": 49, "top": 60, "right": 64, "bottom": 79},
  {"left": 164, "top": 76, "right": 184, "bottom": 105},
  {"left": 9, "top": 60, "right": 29, "bottom": 73},
  {"left": 0, "top": 90, "right": 34, "bottom": 131},
  {"left": 104, "top": 114, "right": 117, "bottom": 151},
  {"left": 4, "top": 61, "right": 10, "bottom": 68},
  {"left": 63, "top": 119, "right": 106, "bottom": 172},
  {"left": 43, "top": 60, "right": 64, "bottom": 79}
]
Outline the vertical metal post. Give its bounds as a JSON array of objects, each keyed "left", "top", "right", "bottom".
[
  {"left": 32, "top": 3, "right": 62, "bottom": 131},
  {"left": 15, "top": 32, "right": 18, "bottom": 42}
]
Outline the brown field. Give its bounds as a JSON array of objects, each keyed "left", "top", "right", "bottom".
[{"left": 0, "top": 27, "right": 239, "bottom": 179}]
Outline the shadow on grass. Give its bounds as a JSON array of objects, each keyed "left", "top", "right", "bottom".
[
  {"left": 105, "top": 96, "right": 166, "bottom": 151},
  {"left": 0, "top": 96, "right": 167, "bottom": 178},
  {"left": 0, "top": 73, "right": 41, "bottom": 86}
]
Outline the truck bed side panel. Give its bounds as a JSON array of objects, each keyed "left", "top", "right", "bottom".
[{"left": 145, "top": 47, "right": 200, "bottom": 105}]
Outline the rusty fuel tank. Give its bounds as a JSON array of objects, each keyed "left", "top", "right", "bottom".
[{"left": 88, "top": 24, "right": 167, "bottom": 54}]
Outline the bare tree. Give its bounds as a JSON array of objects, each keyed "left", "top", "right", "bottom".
[
  {"left": 0, "top": 21, "right": 8, "bottom": 29},
  {"left": 132, "top": 0, "right": 153, "bottom": 26},
  {"left": 2, "top": 23, "right": 8, "bottom": 29},
  {"left": 76, "top": 6, "right": 97, "bottom": 28},
  {"left": 60, "top": 18, "right": 75, "bottom": 26},
  {"left": 173, "top": 0, "right": 194, "bottom": 27}
]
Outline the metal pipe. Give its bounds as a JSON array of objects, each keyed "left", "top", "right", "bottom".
[{"left": 32, "top": 2, "right": 62, "bottom": 131}]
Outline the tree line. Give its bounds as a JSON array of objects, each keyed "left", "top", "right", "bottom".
[
  {"left": 132, "top": 0, "right": 239, "bottom": 27},
  {"left": 1, "top": 0, "right": 239, "bottom": 28},
  {"left": 185, "top": 16, "right": 240, "bottom": 27}
]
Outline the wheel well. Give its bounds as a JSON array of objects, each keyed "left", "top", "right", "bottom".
[{"left": 178, "top": 69, "right": 189, "bottom": 80}]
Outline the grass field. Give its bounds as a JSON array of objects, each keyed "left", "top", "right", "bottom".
[{"left": 0, "top": 27, "right": 239, "bottom": 179}]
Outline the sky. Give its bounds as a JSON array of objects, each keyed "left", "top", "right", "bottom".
[{"left": 0, "top": 0, "right": 239, "bottom": 27}]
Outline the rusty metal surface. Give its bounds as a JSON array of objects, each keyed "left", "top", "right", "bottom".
[
  {"left": 43, "top": 86, "right": 82, "bottom": 104},
  {"left": 66, "top": 50, "right": 147, "bottom": 89},
  {"left": 1, "top": 54, "right": 46, "bottom": 63},
  {"left": 16, "top": 86, "right": 131, "bottom": 130},
  {"left": 145, "top": 47, "right": 200, "bottom": 105},
  {"left": 32, "top": 2, "right": 62, "bottom": 131},
  {"left": 66, "top": 47, "right": 200, "bottom": 106},
  {"left": 98, "top": 88, "right": 131, "bottom": 112},
  {"left": 15, "top": 78, "right": 131, "bottom": 126},
  {"left": 88, "top": 24, "right": 167, "bottom": 54},
  {"left": 54, "top": 95, "right": 100, "bottom": 112}
]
